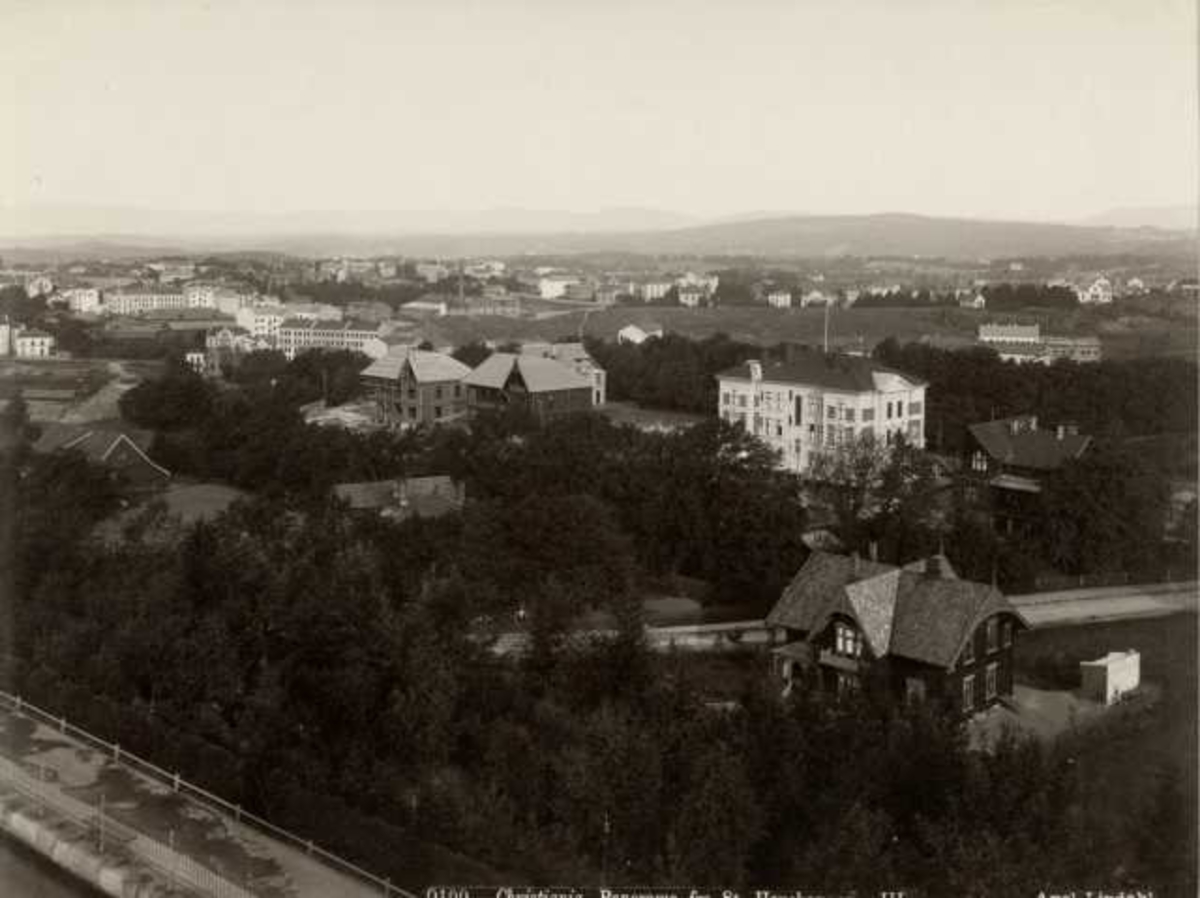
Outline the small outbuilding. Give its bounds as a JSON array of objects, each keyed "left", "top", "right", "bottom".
[{"left": 1080, "top": 650, "right": 1140, "bottom": 705}]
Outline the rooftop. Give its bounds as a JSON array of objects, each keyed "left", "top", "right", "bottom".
[
  {"left": 969, "top": 415, "right": 1091, "bottom": 471},
  {"left": 464, "top": 352, "right": 591, "bottom": 393},
  {"left": 718, "top": 351, "right": 925, "bottom": 393},
  {"left": 768, "top": 551, "right": 1028, "bottom": 669}
]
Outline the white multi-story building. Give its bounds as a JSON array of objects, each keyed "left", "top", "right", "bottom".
[
  {"left": 184, "top": 283, "right": 218, "bottom": 309},
  {"left": 978, "top": 323, "right": 1040, "bottom": 344},
  {"left": 767, "top": 290, "right": 792, "bottom": 309},
  {"left": 105, "top": 286, "right": 188, "bottom": 316},
  {"left": 14, "top": 328, "right": 55, "bottom": 358},
  {"left": 235, "top": 304, "right": 286, "bottom": 341},
  {"left": 276, "top": 318, "right": 387, "bottom": 360},
  {"left": 678, "top": 287, "right": 706, "bottom": 308},
  {"left": 1080, "top": 277, "right": 1113, "bottom": 305},
  {"left": 61, "top": 287, "right": 103, "bottom": 314},
  {"left": 717, "top": 352, "right": 927, "bottom": 474},
  {"left": 636, "top": 280, "right": 674, "bottom": 302}
]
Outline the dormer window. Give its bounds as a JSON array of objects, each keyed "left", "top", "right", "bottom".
[{"left": 834, "top": 622, "right": 863, "bottom": 657}]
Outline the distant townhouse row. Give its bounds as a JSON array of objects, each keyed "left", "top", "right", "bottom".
[
  {"left": 977, "top": 323, "right": 1102, "bottom": 364},
  {"left": 0, "top": 322, "right": 56, "bottom": 358}
]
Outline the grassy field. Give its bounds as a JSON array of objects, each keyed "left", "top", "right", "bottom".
[{"left": 419, "top": 304, "right": 984, "bottom": 350}]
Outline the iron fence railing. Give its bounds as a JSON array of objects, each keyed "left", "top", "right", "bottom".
[{"left": 0, "top": 690, "right": 415, "bottom": 897}]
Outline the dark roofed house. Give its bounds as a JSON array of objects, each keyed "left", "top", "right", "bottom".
[
  {"left": 463, "top": 352, "right": 593, "bottom": 422},
  {"left": 32, "top": 423, "right": 170, "bottom": 489},
  {"left": 360, "top": 346, "right": 471, "bottom": 427},
  {"left": 333, "top": 475, "right": 465, "bottom": 521},
  {"left": 965, "top": 414, "right": 1091, "bottom": 535},
  {"left": 767, "top": 551, "right": 1029, "bottom": 715}
]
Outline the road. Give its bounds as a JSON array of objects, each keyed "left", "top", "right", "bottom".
[{"left": 1011, "top": 581, "right": 1197, "bottom": 628}]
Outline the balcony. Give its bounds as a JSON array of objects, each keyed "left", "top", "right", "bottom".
[{"left": 818, "top": 650, "right": 861, "bottom": 672}]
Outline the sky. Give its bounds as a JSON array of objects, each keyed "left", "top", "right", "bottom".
[{"left": 2, "top": 0, "right": 1197, "bottom": 225}]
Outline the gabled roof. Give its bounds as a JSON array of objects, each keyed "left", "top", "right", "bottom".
[
  {"left": 32, "top": 423, "right": 170, "bottom": 479},
  {"left": 968, "top": 416, "right": 1091, "bottom": 471},
  {"left": 718, "top": 351, "right": 925, "bottom": 393},
  {"left": 406, "top": 351, "right": 471, "bottom": 383},
  {"left": 768, "top": 551, "right": 1029, "bottom": 669},
  {"left": 766, "top": 551, "right": 896, "bottom": 632},
  {"left": 463, "top": 353, "right": 590, "bottom": 393}
]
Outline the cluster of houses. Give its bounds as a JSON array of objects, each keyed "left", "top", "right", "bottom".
[{"left": 360, "top": 340, "right": 607, "bottom": 428}]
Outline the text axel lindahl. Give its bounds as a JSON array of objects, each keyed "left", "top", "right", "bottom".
[{"left": 426, "top": 889, "right": 912, "bottom": 898}]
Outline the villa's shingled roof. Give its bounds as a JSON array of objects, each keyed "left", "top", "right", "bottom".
[
  {"left": 767, "top": 551, "right": 1029, "bottom": 669},
  {"left": 969, "top": 416, "right": 1091, "bottom": 471}
]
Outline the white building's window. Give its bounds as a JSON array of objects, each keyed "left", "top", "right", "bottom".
[
  {"left": 963, "top": 675, "right": 975, "bottom": 712},
  {"left": 1002, "top": 621, "right": 1012, "bottom": 647},
  {"left": 862, "top": 408, "right": 875, "bottom": 422},
  {"left": 985, "top": 663, "right": 998, "bottom": 700}
]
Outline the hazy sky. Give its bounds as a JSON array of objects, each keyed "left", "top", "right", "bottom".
[{"left": 2, "top": 0, "right": 1196, "bottom": 222}]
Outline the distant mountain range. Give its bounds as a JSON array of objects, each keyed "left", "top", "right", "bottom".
[
  {"left": 1078, "top": 205, "right": 1197, "bottom": 231},
  {"left": 0, "top": 205, "right": 1194, "bottom": 262}
]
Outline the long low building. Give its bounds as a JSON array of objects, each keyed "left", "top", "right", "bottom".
[
  {"left": 276, "top": 318, "right": 387, "bottom": 360},
  {"left": 717, "top": 350, "right": 927, "bottom": 474}
]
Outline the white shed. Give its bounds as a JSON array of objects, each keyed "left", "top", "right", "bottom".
[{"left": 1080, "top": 650, "right": 1140, "bottom": 705}]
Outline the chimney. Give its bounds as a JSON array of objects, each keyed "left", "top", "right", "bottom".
[{"left": 924, "top": 554, "right": 945, "bottom": 578}]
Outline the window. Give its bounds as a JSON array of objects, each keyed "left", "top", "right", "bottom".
[
  {"left": 909, "top": 400, "right": 923, "bottom": 415},
  {"left": 963, "top": 631, "right": 975, "bottom": 665},
  {"left": 435, "top": 386, "right": 443, "bottom": 399},
  {"left": 834, "top": 622, "right": 862, "bottom": 657},
  {"left": 862, "top": 408, "right": 874, "bottom": 422},
  {"left": 722, "top": 392, "right": 730, "bottom": 406},
  {"left": 886, "top": 402, "right": 892, "bottom": 419},
  {"left": 738, "top": 395, "right": 747, "bottom": 408},
  {"left": 775, "top": 423, "right": 783, "bottom": 437},
  {"left": 962, "top": 675, "right": 975, "bottom": 712},
  {"left": 408, "top": 407, "right": 417, "bottom": 420},
  {"left": 1002, "top": 620, "right": 1012, "bottom": 648},
  {"left": 827, "top": 406, "right": 838, "bottom": 420},
  {"left": 454, "top": 384, "right": 461, "bottom": 397},
  {"left": 407, "top": 388, "right": 417, "bottom": 399},
  {"left": 985, "top": 663, "right": 998, "bottom": 700},
  {"left": 836, "top": 671, "right": 859, "bottom": 697},
  {"left": 972, "top": 451, "right": 988, "bottom": 473},
  {"left": 844, "top": 408, "right": 856, "bottom": 422},
  {"left": 794, "top": 397, "right": 803, "bottom": 424},
  {"left": 905, "top": 677, "right": 926, "bottom": 705},
  {"left": 434, "top": 406, "right": 443, "bottom": 418},
  {"left": 986, "top": 618, "right": 998, "bottom": 653}
]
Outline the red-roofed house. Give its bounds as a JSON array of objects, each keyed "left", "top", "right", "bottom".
[{"left": 767, "top": 551, "right": 1029, "bottom": 715}]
